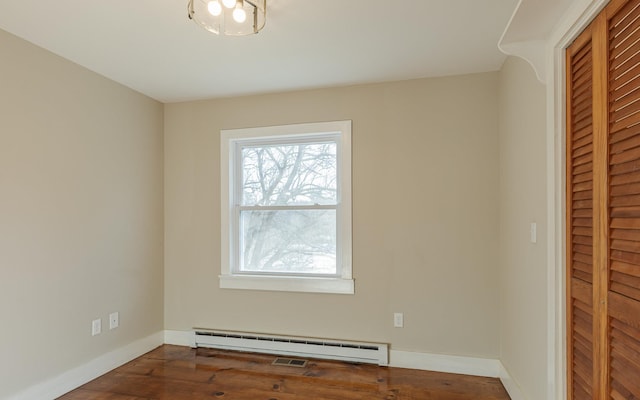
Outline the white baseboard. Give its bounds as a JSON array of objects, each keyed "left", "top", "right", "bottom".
[
  {"left": 169, "top": 330, "right": 497, "bottom": 374},
  {"left": 390, "top": 350, "right": 527, "bottom": 399},
  {"left": 7, "top": 331, "right": 164, "bottom": 400},
  {"left": 166, "top": 330, "right": 498, "bottom": 378},
  {"left": 499, "top": 363, "right": 526, "bottom": 400},
  {"left": 164, "top": 329, "right": 194, "bottom": 346},
  {"left": 389, "top": 350, "right": 501, "bottom": 378}
]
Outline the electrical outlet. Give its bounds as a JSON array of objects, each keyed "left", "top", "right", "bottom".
[
  {"left": 92, "top": 319, "right": 101, "bottom": 336},
  {"left": 109, "top": 312, "right": 119, "bottom": 330},
  {"left": 394, "top": 312, "right": 404, "bottom": 328}
]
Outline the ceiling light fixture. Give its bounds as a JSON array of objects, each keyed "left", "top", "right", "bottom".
[{"left": 188, "top": 0, "right": 266, "bottom": 36}]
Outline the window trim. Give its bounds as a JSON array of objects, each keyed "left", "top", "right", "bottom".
[{"left": 220, "top": 120, "right": 353, "bottom": 294}]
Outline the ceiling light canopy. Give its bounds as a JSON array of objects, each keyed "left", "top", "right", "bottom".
[{"left": 188, "top": 0, "right": 266, "bottom": 36}]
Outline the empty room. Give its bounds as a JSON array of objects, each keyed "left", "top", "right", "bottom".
[{"left": 1, "top": 0, "right": 639, "bottom": 399}]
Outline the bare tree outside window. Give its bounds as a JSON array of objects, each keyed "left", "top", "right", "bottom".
[{"left": 239, "top": 142, "right": 338, "bottom": 274}]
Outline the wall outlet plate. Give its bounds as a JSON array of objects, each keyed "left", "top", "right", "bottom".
[
  {"left": 109, "top": 312, "right": 119, "bottom": 330},
  {"left": 394, "top": 312, "right": 404, "bottom": 328},
  {"left": 92, "top": 319, "right": 101, "bottom": 336}
]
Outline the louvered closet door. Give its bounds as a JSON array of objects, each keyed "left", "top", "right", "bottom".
[
  {"left": 567, "top": 26, "right": 595, "bottom": 400},
  {"left": 567, "top": 0, "right": 640, "bottom": 398},
  {"left": 607, "top": 0, "right": 640, "bottom": 398}
]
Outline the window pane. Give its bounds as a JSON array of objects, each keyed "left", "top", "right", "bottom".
[
  {"left": 240, "top": 209, "right": 337, "bottom": 274},
  {"left": 241, "top": 142, "right": 337, "bottom": 206}
]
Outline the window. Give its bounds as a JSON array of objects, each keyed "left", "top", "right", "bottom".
[{"left": 220, "top": 121, "right": 353, "bottom": 294}]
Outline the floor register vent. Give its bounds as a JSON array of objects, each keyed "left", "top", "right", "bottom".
[
  {"left": 272, "top": 357, "right": 308, "bottom": 368},
  {"left": 193, "top": 329, "right": 389, "bottom": 366}
]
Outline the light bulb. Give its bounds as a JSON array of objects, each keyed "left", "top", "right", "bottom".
[
  {"left": 233, "top": 7, "right": 247, "bottom": 23},
  {"left": 222, "top": 0, "right": 236, "bottom": 8},
  {"left": 207, "top": 0, "right": 222, "bottom": 16}
]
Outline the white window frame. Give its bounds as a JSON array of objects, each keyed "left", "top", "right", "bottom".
[{"left": 220, "top": 120, "right": 353, "bottom": 294}]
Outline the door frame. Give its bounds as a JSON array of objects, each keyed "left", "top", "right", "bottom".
[{"left": 548, "top": 0, "right": 609, "bottom": 399}]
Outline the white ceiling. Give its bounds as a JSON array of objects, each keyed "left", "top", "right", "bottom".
[{"left": 0, "top": 0, "right": 520, "bottom": 103}]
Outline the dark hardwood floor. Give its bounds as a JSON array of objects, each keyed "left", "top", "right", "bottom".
[{"left": 58, "top": 345, "right": 511, "bottom": 399}]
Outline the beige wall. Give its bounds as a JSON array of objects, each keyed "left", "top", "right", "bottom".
[
  {"left": 0, "top": 24, "right": 549, "bottom": 397},
  {"left": 498, "top": 56, "right": 548, "bottom": 399},
  {"left": 0, "top": 30, "right": 164, "bottom": 398},
  {"left": 164, "top": 73, "right": 501, "bottom": 357}
]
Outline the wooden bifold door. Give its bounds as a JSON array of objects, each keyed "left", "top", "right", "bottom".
[{"left": 567, "top": 0, "right": 640, "bottom": 398}]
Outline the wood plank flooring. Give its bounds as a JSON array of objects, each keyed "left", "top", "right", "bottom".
[{"left": 58, "top": 345, "right": 511, "bottom": 399}]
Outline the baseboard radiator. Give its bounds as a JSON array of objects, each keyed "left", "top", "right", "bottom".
[{"left": 193, "top": 328, "right": 389, "bottom": 366}]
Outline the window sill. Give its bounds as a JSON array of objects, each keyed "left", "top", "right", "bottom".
[{"left": 219, "top": 274, "right": 354, "bottom": 294}]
